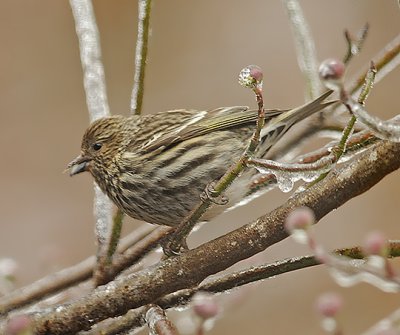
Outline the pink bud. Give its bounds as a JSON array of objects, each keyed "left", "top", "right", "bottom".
[
  {"left": 315, "top": 292, "right": 343, "bottom": 318},
  {"left": 319, "top": 58, "right": 345, "bottom": 85},
  {"left": 238, "top": 65, "right": 263, "bottom": 90},
  {"left": 5, "top": 315, "right": 32, "bottom": 335},
  {"left": 363, "top": 231, "right": 388, "bottom": 256},
  {"left": 285, "top": 207, "right": 315, "bottom": 233},
  {"left": 192, "top": 292, "right": 220, "bottom": 320}
]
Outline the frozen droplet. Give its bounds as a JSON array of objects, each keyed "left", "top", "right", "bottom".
[
  {"left": 366, "top": 255, "right": 386, "bottom": 270},
  {"left": 253, "top": 157, "right": 333, "bottom": 193},
  {"left": 321, "top": 317, "right": 338, "bottom": 333},
  {"left": 290, "top": 228, "right": 310, "bottom": 245}
]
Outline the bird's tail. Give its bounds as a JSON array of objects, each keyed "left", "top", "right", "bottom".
[{"left": 258, "top": 90, "right": 336, "bottom": 156}]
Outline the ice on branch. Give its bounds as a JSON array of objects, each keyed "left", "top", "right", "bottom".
[
  {"left": 286, "top": 208, "right": 400, "bottom": 292},
  {"left": 319, "top": 58, "right": 400, "bottom": 142},
  {"left": 248, "top": 156, "right": 335, "bottom": 193}
]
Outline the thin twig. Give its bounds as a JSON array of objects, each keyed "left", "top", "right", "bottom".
[
  {"left": 69, "top": 0, "right": 110, "bottom": 121},
  {"left": 283, "top": 0, "right": 322, "bottom": 100},
  {"left": 145, "top": 305, "right": 180, "bottom": 335},
  {"left": 341, "top": 62, "right": 400, "bottom": 142},
  {"left": 349, "top": 33, "right": 400, "bottom": 97},
  {"left": 246, "top": 127, "right": 377, "bottom": 198},
  {"left": 130, "top": 0, "right": 152, "bottom": 115},
  {"left": 343, "top": 23, "right": 369, "bottom": 64}
]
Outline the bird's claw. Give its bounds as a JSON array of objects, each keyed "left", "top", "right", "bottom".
[
  {"left": 200, "top": 181, "right": 229, "bottom": 205},
  {"left": 161, "top": 237, "right": 189, "bottom": 257}
]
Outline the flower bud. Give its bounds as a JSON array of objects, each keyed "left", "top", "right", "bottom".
[
  {"left": 5, "top": 315, "right": 33, "bottom": 335},
  {"left": 238, "top": 65, "right": 263, "bottom": 90},
  {"left": 285, "top": 207, "right": 315, "bottom": 233},
  {"left": 319, "top": 58, "right": 345, "bottom": 90},
  {"left": 191, "top": 292, "right": 220, "bottom": 320},
  {"left": 315, "top": 292, "right": 343, "bottom": 318},
  {"left": 363, "top": 231, "right": 388, "bottom": 257}
]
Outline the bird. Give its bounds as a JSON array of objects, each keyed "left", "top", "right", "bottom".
[{"left": 67, "top": 90, "right": 334, "bottom": 227}]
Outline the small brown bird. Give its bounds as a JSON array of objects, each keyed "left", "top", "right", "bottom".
[{"left": 68, "top": 91, "right": 334, "bottom": 226}]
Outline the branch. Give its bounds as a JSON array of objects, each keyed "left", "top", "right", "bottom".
[
  {"left": 145, "top": 305, "right": 179, "bottom": 335},
  {"left": 130, "top": 0, "right": 152, "bottom": 115},
  {"left": 283, "top": 0, "right": 322, "bottom": 100},
  {"left": 31, "top": 139, "right": 400, "bottom": 334},
  {"left": 69, "top": 0, "right": 116, "bottom": 284},
  {"left": 348, "top": 33, "right": 400, "bottom": 97}
]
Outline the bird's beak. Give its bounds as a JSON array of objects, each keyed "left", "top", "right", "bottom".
[{"left": 66, "top": 154, "right": 92, "bottom": 176}]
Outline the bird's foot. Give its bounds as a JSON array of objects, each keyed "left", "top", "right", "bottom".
[
  {"left": 200, "top": 181, "right": 229, "bottom": 205},
  {"left": 161, "top": 236, "right": 189, "bottom": 257}
]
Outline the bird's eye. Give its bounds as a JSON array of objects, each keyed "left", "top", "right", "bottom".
[{"left": 92, "top": 143, "right": 102, "bottom": 151}]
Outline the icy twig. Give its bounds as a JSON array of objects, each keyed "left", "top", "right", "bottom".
[
  {"left": 324, "top": 58, "right": 400, "bottom": 142},
  {"left": 348, "top": 33, "right": 400, "bottom": 97},
  {"left": 285, "top": 208, "right": 400, "bottom": 293},
  {"left": 343, "top": 23, "right": 369, "bottom": 64},
  {"left": 69, "top": 0, "right": 110, "bottom": 121},
  {"left": 130, "top": 0, "right": 152, "bottom": 115},
  {"left": 145, "top": 305, "right": 179, "bottom": 335},
  {"left": 283, "top": 0, "right": 322, "bottom": 100},
  {"left": 70, "top": 0, "right": 117, "bottom": 285},
  {"left": 247, "top": 155, "right": 335, "bottom": 192},
  {"left": 362, "top": 307, "right": 400, "bottom": 335},
  {"left": 246, "top": 128, "right": 377, "bottom": 197}
]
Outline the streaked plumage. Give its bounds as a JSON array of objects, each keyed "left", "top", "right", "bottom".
[{"left": 68, "top": 91, "right": 334, "bottom": 226}]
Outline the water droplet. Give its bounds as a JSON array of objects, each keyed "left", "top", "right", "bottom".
[{"left": 291, "top": 228, "right": 310, "bottom": 245}]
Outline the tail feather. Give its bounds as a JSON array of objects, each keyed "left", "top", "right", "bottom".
[{"left": 259, "top": 90, "right": 336, "bottom": 156}]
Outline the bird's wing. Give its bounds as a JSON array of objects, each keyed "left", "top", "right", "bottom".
[
  {"left": 138, "top": 90, "right": 334, "bottom": 154},
  {"left": 138, "top": 106, "right": 283, "bottom": 154}
]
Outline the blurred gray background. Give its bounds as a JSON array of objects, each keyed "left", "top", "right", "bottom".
[{"left": 0, "top": 1, "right": 399, "bottom": 334}]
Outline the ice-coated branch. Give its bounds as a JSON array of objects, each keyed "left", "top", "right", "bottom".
[
  {"left": 343, "top": 23, "right": 369, "bottom": 64},
  {"left": 363, "top": 307, "right": 400, "bottom": 334},
  {"left": 247, "top": 155, "right": 335, "bottom": 192},
  {"left": 243, "top": 129, "right": 377, "bottom": 201},
  {"left": 285, "top": 208, "right": 400, "bottom": 292},
  {"left": 283, "top": 0, "right": 322, "bottom": 100},
  {"left": 130, "top": 0, "right": 152, "bottom": 115},
  {"left": 145, "top": 305, "right": 179, "bottom": 335},
  {"left": 349, "top": 33, "right": 400, "bottom": 97},
  {"left": 70, "top": 0, "right": 110, "bottom": 121},
  {"left": 70, "top": 0, "right": 116, "bottom": 284},
  {"left": 320, "top": 58, "right": 400, "bottom": 142}
]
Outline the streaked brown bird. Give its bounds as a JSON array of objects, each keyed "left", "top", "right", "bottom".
[{"left": 68, "top": 91, "right": 334, "bottom": 226}]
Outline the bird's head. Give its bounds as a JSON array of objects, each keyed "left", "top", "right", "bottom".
[{"left": 67, "top": 115, "right": 131, "bottom": 178}]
